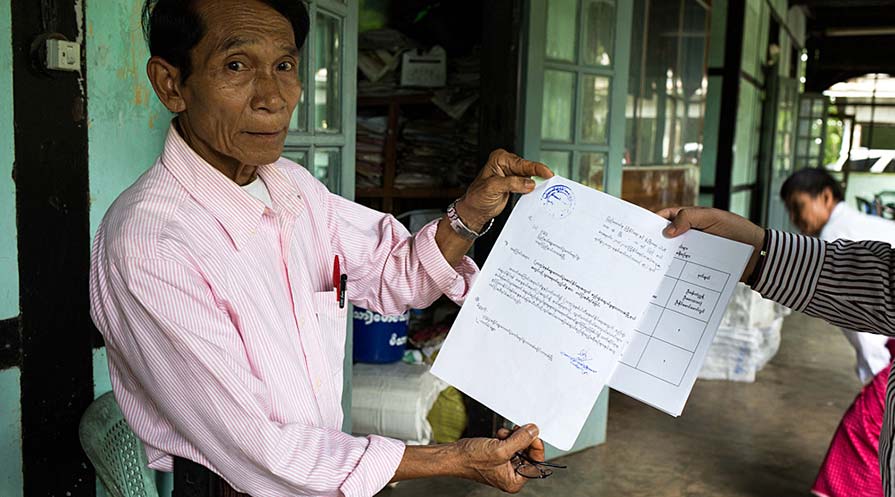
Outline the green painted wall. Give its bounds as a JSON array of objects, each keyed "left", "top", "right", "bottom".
[
  {"left": 0, "top": 1, "right": 23, "bottom": 496},
  {"left": 1, "top": 0, "right": 18, "bottom": 317},
  {"left": 87, "top": 1, "right": 168, "bottom": 235},
  {"left": 0, "top": 369, "right": 22, "bottom": 497}
]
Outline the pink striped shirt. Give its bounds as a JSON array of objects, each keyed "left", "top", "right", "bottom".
[{"left": 89, "top": 125, "right": 478, "bottom": 497}]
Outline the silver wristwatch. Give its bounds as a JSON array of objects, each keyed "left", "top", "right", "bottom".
[{"left": 447, "top": 200, "right": 494, "bottom": 241}]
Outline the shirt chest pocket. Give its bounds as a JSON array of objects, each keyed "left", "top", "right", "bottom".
[{"left": 311, "top": 290, "right": 349, "bottom": 378}]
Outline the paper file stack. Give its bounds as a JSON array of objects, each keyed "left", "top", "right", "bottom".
[
  {"left": 351, "top": 362, "right": 448, "bottom": 444},
  {"left": 698, "top": 283, "right": 790, "bottom": 382}
]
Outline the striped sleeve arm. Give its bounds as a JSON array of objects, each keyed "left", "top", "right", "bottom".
[{"left": 752, "top": 230, "right": 895, "bottom": 337}]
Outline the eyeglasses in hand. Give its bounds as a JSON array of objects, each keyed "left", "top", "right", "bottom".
[{"left": 512, "top": 451, "right": 567, "bottom": 479}]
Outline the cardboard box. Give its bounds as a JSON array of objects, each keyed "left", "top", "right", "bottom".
[{"left": 400, "top": 46, "right": 447, "bottom": 88}]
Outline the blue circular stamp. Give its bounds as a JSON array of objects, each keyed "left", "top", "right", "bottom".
[{"left": 540, "top": 184, "right": 575, "bottom": 219}]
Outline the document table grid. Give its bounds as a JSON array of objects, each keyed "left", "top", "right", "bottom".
[{"left": 619, "top": 256, "right": 731, "bottom": 386}]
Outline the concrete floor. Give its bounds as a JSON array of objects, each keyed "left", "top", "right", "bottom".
[{"left": 382, "top": 312, "right": 866, "bottom": 497}]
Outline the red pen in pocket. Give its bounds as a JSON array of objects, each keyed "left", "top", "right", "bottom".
[
  {"left": 333, "top": 256, "right": 348, "bottom": 308},
  {"left": 332, "top": 255, "right": 340, "bottom": 302}
]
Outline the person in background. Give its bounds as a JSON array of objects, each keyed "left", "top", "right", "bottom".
[
  {"left": 659, "top": 205, "right": 895, "bottom": 497},
  {"left": 781, "top": 167, "right": 895, "bottom": 384},
  {"left": 779, "top": 168, "right": 895, "bottom": 497}
]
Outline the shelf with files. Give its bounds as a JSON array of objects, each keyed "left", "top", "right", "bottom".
[{"left": 355, "top": 93, "right": 471, "bottom": 213}]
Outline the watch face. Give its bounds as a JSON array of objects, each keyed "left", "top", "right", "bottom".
[{"left": 446, "top": 200, "right": 486, "bottom": 240}]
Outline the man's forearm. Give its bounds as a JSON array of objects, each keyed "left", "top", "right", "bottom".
[
  {"left": 390, "top": 443, "right": 468, "bottom": 482},
  {"left": 389, "top": 424, "right": 541, "bottom": 493}
]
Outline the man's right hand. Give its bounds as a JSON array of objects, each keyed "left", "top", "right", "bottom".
[{"left": 657, "top": 206, "right": 766, "bottom": 282}]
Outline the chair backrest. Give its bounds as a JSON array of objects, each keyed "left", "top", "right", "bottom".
[{"left": 79, "top": 391, "right": 160, "bottom": 497}]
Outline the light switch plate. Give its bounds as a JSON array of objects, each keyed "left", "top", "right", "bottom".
[{"left": 46, "top": 39, "right": 80, "bottom": 72}]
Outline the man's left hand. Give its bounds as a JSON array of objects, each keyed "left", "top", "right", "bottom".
[
  {"left": 453, "top": 424, "right": 544, "bottom": 493},
  {"left": 455, "top": 149, "right": 554, "bottom": 231}
]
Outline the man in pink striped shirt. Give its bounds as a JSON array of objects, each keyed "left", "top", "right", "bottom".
[{"left": 89, "top": 1, "right": 554, "bottom": 496}]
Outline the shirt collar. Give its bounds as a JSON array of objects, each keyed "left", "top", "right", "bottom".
[
  {"left": 257, "top": 164, "right": 305, "bottom": 218},
  {"left": 820, "top": 201, "right": 850, "bottom": 239},
  {"left": 160, "top": 123, "right": 303, "bottom": 250},
  {"left": 828, "top": 201, "right": 849, "bottom": 225}
]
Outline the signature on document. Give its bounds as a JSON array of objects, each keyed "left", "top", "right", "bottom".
[{"left": 561, "top": 349, "right": 599, "bottom": 375}]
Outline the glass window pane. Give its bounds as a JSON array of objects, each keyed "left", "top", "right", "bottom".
[
  {"left": 314, "top": 148, "right": 341, "bottom": 190},
  {"left": 800, "top": 98, "right": 812, "bottom": 114},
  {"left": 775, "top": 156, "right": 792, "bottom": 178},
  {"left": 773, "top": 84, "right": 797, "bottom": 173},
  {"left": 282, "top": 148, "right": 309, "bottom": 167},
  {"left": 797, "top": 137, "right": 809, "bottom": 157},
  {"left": 290, "top": 38, "right": 309, "bottom": 132},
  {"left": 625, "top": 0, "right": 710, "bottom": 167},
  {"left": 810, "top": 141, "right": 822, "bottom": 159},
  {"left": 581, "top": 75, "right": 610, "bottom": 144},
  {"left": 811, "top": 118, "right": 824, "bottom": 138},
  {"left": 733, "top": 85, "right": 758, "bottom": 185},
  {"left": 579, "top": 153, "right": 606, "bottom": 191},
  {"left": 665, "top": 97, "right": 678, "bottom": 161},
  {"left": 740, "top": 2, "right": 761, "bottom": 78},
  {"left": 680, "top": 1, "right": 707, "bottom": 100},
  {"left": 315, "top": 12, "right": 342, "bottom": 133},
  {"left": 541, "top": 70, "right": 576, "bottom": 142},
  {"left": 540, "top": 150, "right": 572, "bottom": 178},
  {"left": 812, "top": 99, "right": 824, "bottom": 115},
  {"left": 583, "top": 0, "right": 614, "bottom": 66},
  {"left": 546, "top": 0, "right": 577, "bottom": 62},
  {"left": 683, "top": 102, "right": 705, "bottom": 165}
]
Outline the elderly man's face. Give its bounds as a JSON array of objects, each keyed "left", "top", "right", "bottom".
[{"left": 177, "top": 0, "right": 301, "bottom": 169}]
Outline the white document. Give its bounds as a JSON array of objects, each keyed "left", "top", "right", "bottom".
[
  {"left": 608, "top": 230, "right": 753, "bottom": 415},
  {"left": 431, "top": 176, "right": 753, "bottom": 450}
]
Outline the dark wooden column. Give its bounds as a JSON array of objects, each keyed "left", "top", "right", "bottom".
[
  {"left": 476, "top": 0, "right": 525, "bottom": 266},
  {"left": 12, "top": 0, "right": 95, "bottom": 495},
  {"left": 468, "top": 0, "right": 525, "bottom": 438}
]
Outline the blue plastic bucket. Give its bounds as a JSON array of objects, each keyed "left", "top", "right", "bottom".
[{"left": 352, "top": 307, "right": 409, "bottom": 363}]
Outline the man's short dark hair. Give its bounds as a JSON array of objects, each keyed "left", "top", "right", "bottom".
[
  {"left": 141, "top": 0, "right": 310, "bottom": 82},
  {"left": 779, "top": 168, "right": 845, "bottom": 202}
]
